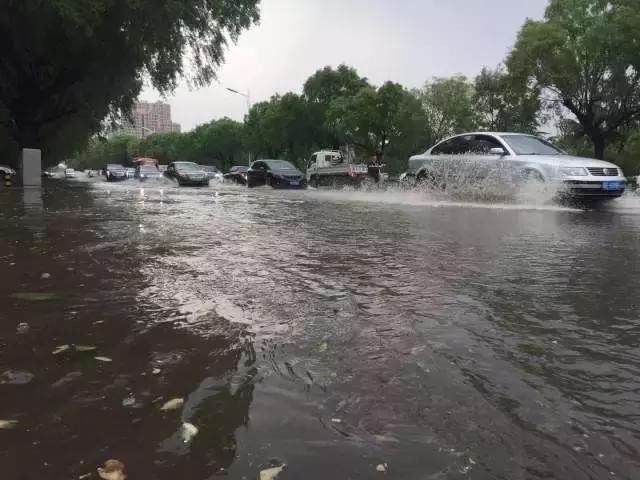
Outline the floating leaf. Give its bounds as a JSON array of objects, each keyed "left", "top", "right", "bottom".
[
  {"left": 152, "top": 368, "right": 161, "bottom": 375},
  {"left": 319, "top": 342, "right": 328, "bottom": 352},
  {"left": 260, "top": 465, "right": 285, "bottom": 480},
  {"left": 74, "top": 345, "right": 97, "bottom": 352},
  {"left": 11, "top": 292, "right": 57, "bottom": 302},
  {"left": 0, "top": 419, "right": 19, "bottom": 430},
  {"left": 160, "top": 398, "right": 184, "bottom": 411},
  {"left": 97, "top": 459, "right": 125, "bottom": 480},
  {"left": 376, "top": 464, "right": 388, "bottom": 472},
  {"left": 94, "top": 356, "right": 112, "bottom": 363},
  {"left": 181, "top": 422, "right": 198, "bottom": 443},
  {"left": 52, "top": 345, "right": 71, "bottom": 355}
]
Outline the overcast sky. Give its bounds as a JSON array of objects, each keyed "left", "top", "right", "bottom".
[{"left": 142, "top": 0, "right": 549, "bottom": 131}]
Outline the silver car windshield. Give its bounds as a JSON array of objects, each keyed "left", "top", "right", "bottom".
[{"left": 501, "top": 135, "right": 564, "bottom": 156}]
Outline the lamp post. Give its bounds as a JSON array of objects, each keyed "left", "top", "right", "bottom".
[
  {"left": 226, "top": 87, "right": 253, "bottom": 165},
  {"left": 226, "top": 87, "right": 251, "bottom": 112}
]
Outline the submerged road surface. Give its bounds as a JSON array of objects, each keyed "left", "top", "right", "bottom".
[{"left": 1, "top": 180, "right": 640, "bottom": 479}]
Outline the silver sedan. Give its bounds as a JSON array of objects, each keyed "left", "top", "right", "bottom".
[{"left": 406, "top": 133, "right": 626, "bottom": 200}]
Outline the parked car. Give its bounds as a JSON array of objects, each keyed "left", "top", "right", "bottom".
[
  {"left": 104, "top": 164, "right": 127, "bottom": 182},
  {"left": 200, "top": 165, "right": 224, "bottom": 182},
  {"left": 247, "top": 160, "right": 307, "bottom": 189},
  {"left": 134, "top": 165, "right": 163, "bottom": 181},
  {"left": 405, "top": 132, "right": 626, "bottom": 200},
  {"left": 224, "top": 165, "right": 249, "bottom": 185},
  {"left": 165, "top": 162, "right": 209, "bottom": 187},
  {"left": 65, "top": 168, "right": 76, "bottom": 178}
]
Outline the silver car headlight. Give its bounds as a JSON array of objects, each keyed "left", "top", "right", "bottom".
[{"left": 560, "top": 167, "right": 588, "bottom": 177}]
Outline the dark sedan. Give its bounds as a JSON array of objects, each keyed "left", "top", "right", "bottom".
[
  {"left": 224, "top": 165, "right": 249, "bottom": 185},
  {"left": 247, "top": 160, "right": 307, "bottom": 189},
  {"left": 165, "top": 162, "right": 209, "bottom": 187},
  {"left": 104, "top": 164, "right": 127, "bottom": 182},
  {"left": 134, "top": 165, "right": 163, "bottom": 181}
]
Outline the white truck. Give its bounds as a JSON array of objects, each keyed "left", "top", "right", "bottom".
[{"left": 306, "top": 149, "right": 381, "bottom": 187}]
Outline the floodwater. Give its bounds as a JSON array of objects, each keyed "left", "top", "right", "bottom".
[{"left": 1, "top": 178, "right": 640, "bottom": 480}]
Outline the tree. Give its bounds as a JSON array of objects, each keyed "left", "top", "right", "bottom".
[
  {"left": 326, "top": 82, "right": 427, "bottom": 172},
  {"left": 303, "top": 65, "right": 370, "bottom": 105},
  {"left": 0, "top": 0, "right": 260, "bottom": 167},
  {"left": 415, "top": 76, "right": 478, "bottom": 143},
  {"left": 473, "top": 67, "right": 540, "bottom": 133},
  {"left": 244, "top": 94, "right": 324, "bottom": 167},
  {"left": 189, "top": 118, "right": 245, "bottom": 170},
  {"left": 507, "top": 0, "right": 640, "bottom": 159}
]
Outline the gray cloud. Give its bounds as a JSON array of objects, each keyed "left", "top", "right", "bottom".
[{"left": 142, "top": 0, "right": 548, "bottom": 130}]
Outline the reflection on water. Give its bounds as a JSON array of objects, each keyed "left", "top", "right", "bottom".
[{"left": 1, "top": 180, "right": 640, "bottom": 479}]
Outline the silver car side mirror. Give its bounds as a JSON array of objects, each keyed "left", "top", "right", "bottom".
[{"left": 489, "top": 147, "right": 506, "bottom": 156}]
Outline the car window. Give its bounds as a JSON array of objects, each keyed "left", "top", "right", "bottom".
[
  {"left": 431, "top": 136, "right": 472, "bottom": 155},
  {"left": 468, "top": 135, "right": 506, "bottom": 154},
  {"left": 501, "top": 135, "right": 564, "bottom": 155}
]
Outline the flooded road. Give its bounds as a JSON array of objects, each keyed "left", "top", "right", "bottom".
[{"left": 2, "top": 179, "right": 640, "bottom": 479}]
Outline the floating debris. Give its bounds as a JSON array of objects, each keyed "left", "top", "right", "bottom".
[
  {"left": 152, "top": 368, "right": 161, "bottom": 375},
  {"left": 75, "top": 345, "right": 97, "bottom": 352},
  {"left": 319, "top": 342, "right": 328, "bottom": 352},
  {"left": 16, "top": 322, "right": 30, "bottom": 335},
  {"left": 79, "top": 473, "right": 92, "bottom": 479},
  {"left": 40, "top": 273, "right": 51, "bottom": 280},
  {"left": 94, "top": 356, "right": 113, "bottom": 363},
  {"left": 121, "top": 395, "right": 137, "bottom": 408},
  {"left": 181, "top": 422, "right": 199, "bottom": 443},
  {"left": 259, "top": 465, "right": 285, "bottom": 480},
  {"left": 376, "top": 463, "right": 388, "bottom": 472},
  {"left": 97, "top": 459, "right": 126, "bottom": 480},
  {"left": 10, "top": 292, "right": 57, "bottom": 302},
  {"left": 331, "top": 418, "right": 342, "bottom": 424},
  {"left": 0, "top": 420, "right": 19, "bottom": 430},
  {"left": 1, "top": 370, "right": 34, "bottom": 385},
  {"left": 160, "top": 398, "right": 184, "bottom": 411},
  {"left": 52, "top": 345, "right": 71, "bottom": 355}
]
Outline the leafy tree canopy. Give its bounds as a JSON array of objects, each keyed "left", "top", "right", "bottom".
[
  {"left": 415, "top": 76, "right": 478, "bottom": 144},
  {"left": 303, "top": 65, "right": 370, "bottom": 105},
  {"left": 326, "top": 82, "right": 427, "bottom": 171},
  {"left": 1, "top": 0, "right": 260, "bottom": 167},
  {"left": 507, "top": 0, "right": 640, "bottom": 159},
  {"left": 473, "top": 67, "right": 540, "bottom": 134}
]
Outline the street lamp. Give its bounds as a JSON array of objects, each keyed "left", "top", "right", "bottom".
[
  {"left": 226, "top": 87, "right": 251, "bottom": 112},
  {"left": 140, "top": 126, "right": 155, "bottom": 138},
  {"left": 226, "top": 87, "right": 253, "bottom": 165}
]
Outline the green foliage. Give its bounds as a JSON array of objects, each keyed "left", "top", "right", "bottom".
[
  {"left": 72, "top": 118, "right": 245, "bottom": 171},
  {"left": 507, "top": 0, "right": 640, "bottom": 159},
  {"left": 473, "top": 67, "right": 540, "bottom": 134},
  {"left": 415, "top": 76, "right": 478, "bottom": 143},
  {"left": 0, "top": 0, "right": 260, "bottom": 167},
  {"left": 244, "top": 93, "right": 326, "bottom": 168},
  {"left": 326, "top": 82, "right": 428, "bottom": 172},
  {"left": 303, "top": 65, "right": 370, "bottom": 105}
]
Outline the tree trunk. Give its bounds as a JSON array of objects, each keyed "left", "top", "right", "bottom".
[{"left": 592, "top": 135, "right": 606, "bottom": 160}]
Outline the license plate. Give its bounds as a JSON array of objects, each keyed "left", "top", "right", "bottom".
[
  {"left": 603, "top": 181, "right": 623, "bottom": 191},
  {"left": 290, "top": 181, "right": 299, "bottom": 186}
]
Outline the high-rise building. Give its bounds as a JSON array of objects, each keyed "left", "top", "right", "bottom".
[{"left": 114, "top": 101, "right": 181, "bottom": 138}]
